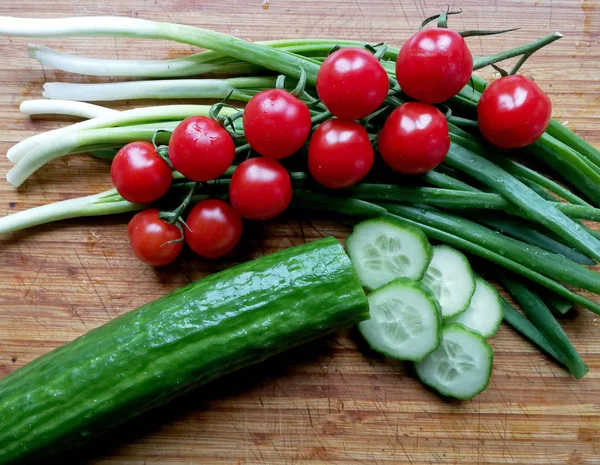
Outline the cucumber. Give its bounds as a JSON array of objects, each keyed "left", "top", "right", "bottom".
[
  {"left": 422, "top": 245, "right": 476, "bottom": 318},
  {"left": 415, "top": 324, "right": 493, "bottom": 400},
  {"left": 358, "top": 278, "right": 441, "bottom": 362},
  {"left": 346, "top": 216, "right": 433, "bottom": 290},
  {"left": 0, "top": 238, "right": 368, "bottom": 464},
  {"left": 446, "top": 278, "right": 504, "bottom": 338}
]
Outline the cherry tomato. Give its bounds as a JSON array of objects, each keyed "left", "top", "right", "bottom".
[
  {"left": 127, "top": 209, "right": 183, "bottom": 266},
  {"left": 243, "top": 89, "right": 312, "bottom": 159},
  {"left": 396, "top": 28, "right": 473, "bottom": 104},
  {"left": 169, "top": 116, "right": 235, "bottom": 182},
  {"left": 378, "top": 102, "right": 450, "bottom": 174},
  {"left": 316, "top": 48, "right": 389, "bottom": 120},
  {"left": 477, "top": 75, "right": 552, "bottom": 149},
  {"left": 185, "top": 199, "right": 243, "bottom": 258},
  {"left": 308, "top": 119, "right": 374, "bottom": 189},
  {"left": 110, "top": 141, "right": 172, "bottom": 203},
  {"left": 229, "top": 158, "right": 293, "bottom": 220}
]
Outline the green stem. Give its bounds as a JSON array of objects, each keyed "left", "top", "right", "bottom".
[
  {"left": 159, "top": 182, "right": 198, "bottom": 224},
  {"left": 446, "top": 142, "right": 600, "bottom": 261},
  {"left": 42, "top": 77, "right": 276, "bottom": 102},
  {"left": 479, "top": 216, "right": 595, "bottom": 265},
  {"left": 0, "top": 190, "right": 142, "bottom": 235},
  {"left": 0, "top": 17, "right": 322, "bottom": 83},
  {"left": 498, "top": 273, "right": 588, "bottom": 379},
  {"left": 473, "top": 32, "right": 563, "bottom": 70},
  {"left": 352, "top": 183, "right": 600, "bottom": 222},
  {"left": 7, "top": 105, "right": 235, "bottom": 187},
  {"left": 545, "top": 119, "right": 600, "bottom": 168},
  {"left": 510, "top": 52, "right": 531, "bottom": 75},
  {"left": 423, "top": 170, "right": 480, "bottom": 192},
  {"left": 382, "top": 207, "right": 600, "bottom": 314},
  {"left": 500, "top": 298, "right": 569, "bottom": 369},
  {"left": 384, "top": 204, "right": 600, "bottom": 298}
]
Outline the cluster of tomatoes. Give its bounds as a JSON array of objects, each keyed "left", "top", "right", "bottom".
[{"left": 111, "top": 26, "right": 552, "bottom": 266}]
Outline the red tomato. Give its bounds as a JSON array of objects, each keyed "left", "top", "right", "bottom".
[
  {"left": 396, "top": 28, "right": 473, "bottom": 104},
  {"left": 169, "top": 116, "right": 235, "bottom": 182},
  {"left": 477, "top": 75, "right": 552, "bottom": 149},
  {"left": 229, "top": 158, "right": 293, "bottom": 220},
  {"left": 185, "top": 199, "right": 243, "bottom": 258},
  {"left": 378, "top": 102, "right": 450, "bottom": 174},
  {"left": 127, "top": 209, "right": 183, "bottom": 266},
  {"left": 110, "top": 141, "right": 172, "bottom": 203},
  {"left": 316, "top": 48, "right": 389, "bottom": 120},
  {"left": 243, "top": 89, "right": 312, "bottom": 159},
  {"left": 308, "top": 119, "right": 374, "bottom": 189}
]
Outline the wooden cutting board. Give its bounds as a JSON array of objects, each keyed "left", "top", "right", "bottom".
[{"left": 0, "top": 0, "right": 599, "bottom": 463}]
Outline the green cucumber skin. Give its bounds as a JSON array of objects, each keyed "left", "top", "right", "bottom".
[{"left": 0, "top": 237, "right": 368, "bottom": 464}]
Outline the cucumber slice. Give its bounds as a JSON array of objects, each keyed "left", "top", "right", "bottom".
[
  {"left": 359, "top": 278, "right": 441, "bottom": 362},
  {"left": 446, "top": 278, "right": 504, "bottom": 338},
  {"left": 346, "top": 217, "right": 433, "bottom": 290},
  {"left": 422, "top": 245, "right": 476, "bottom": 318},
  {"left": 415, "top": 324, "right": 493, "bottom": 400}
]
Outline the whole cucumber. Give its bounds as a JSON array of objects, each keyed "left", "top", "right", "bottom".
[{"left": 0, "top": 237, "right": 368, "bottom": 464}]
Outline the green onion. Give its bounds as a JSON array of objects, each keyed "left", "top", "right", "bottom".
[
  {"left": 500, "top": 298, "right": 569, "bottom": 369},
  {"left": 0, "top": 16, "right": 322, "bottom": 83},
  {"left": 351, "top": 183, "right": 600, "bottom": 222},
  {"left": 479, "top": 216, "right": 595, "bottom": 266},
  {"left": 0, "top": 189, "right": 142, "bottom": 235},
  {"left": 545, "top": 119, "right": 600, "bottom": 168},
  {"left": 540, "top": 292, "right": 573, "bottom": 315},
  {"left": 498, "top": 273, "right": 588, "bottom": 379},
  {"left": 41, "top": 77, "right": 277, "bottom": 102},
  {"left": 291, "top": 190, "right": 386, "bottom": 217},
  {"left": 20, "top": 99, "right": 118, "bottom": 118},
  {"left": 7, "top": 105, "right": 236, "bottom": 185},
  {"left": 382, "top": 206, "right": 600, "bottom": 314},
  {"left": 422, "top": 171, "right": 480, "bottom": 192},
  {"left": 446, "top": 142, "right": 600, "bottom": 260},
  {"left": 531, "top": 138, "right": 600, "bottom": 206},
  {"left": 28, "top": 39, "right": 376, "bottom": 78},
  {"left": 385, "top": 204, "right": 600, "bottom": 294}
]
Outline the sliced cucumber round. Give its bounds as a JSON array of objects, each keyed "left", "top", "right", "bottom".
[
  {"left": 359, "top": 278, "right": 441, "bottom": 362},
  {"left": 422, "top": 245, "right": 476, "bottom": 318},
  {"left": 447, "top": 278, "right": 504, "bottom": 338},
  {"left": 346, "top": 216, "right": 433, "bottom": 290},
  {"left": 415, "top": 324, "right": 493, "bottom": 400}
]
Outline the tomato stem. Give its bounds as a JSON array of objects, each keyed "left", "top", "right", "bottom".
[
  {"left": 491, "top": 63, "right": 509, "bottom": 77},
  {"left": 161, "top": 221, "right": 186, "bottom": 246},
  {"left": 152, "top": 129, "right": 173, "bottom": 168},
  {"left": 288, "top": 67, "right": 306, "bottom": 97},
  {"left": 159, "top": 182, "right": 198, "bottom": 225},
  {"left": 275, "top": 74, "right": 286, "bottom": 89},
  {"left": 473, "top": 32, "right": 563, "bottom": 70},
  {"left": 419, "top": 9, "right": 462, "bottom": 30},
  {"left": 510, "top": 52, "right": 531, "bottom": 75},
  {"left": 310, "top": 109, "right": 332, "bottom": 126},
  {"left": 437, "top": 12, "right": 449, "bottom": 28},
  {"left": 459, "top": 27, "right": 519, "bottom": 38}
]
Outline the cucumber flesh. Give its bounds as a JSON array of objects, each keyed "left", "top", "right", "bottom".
[
  {"left": 422, "top": 245, "right": 476, "bottom": 318},
  {"left": 346, "top": 216, "right": 433, "bottom": 290},
  {"left": 415, "top": 324, "right": 493, "bottom": 400},
  {"left": 447, "top": 278, "right": 504, "bottom": 338},
  {"left": 359, "top": 278, "right": 441, "bottom": 362}
]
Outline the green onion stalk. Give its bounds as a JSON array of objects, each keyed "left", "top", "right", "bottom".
[{"left": 5, "top": 105, "right": 236, "bottom": 185}]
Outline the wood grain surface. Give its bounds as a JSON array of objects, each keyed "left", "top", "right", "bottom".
[{"left": 0, "top": 0, "right": 599, "bottom": 463}]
